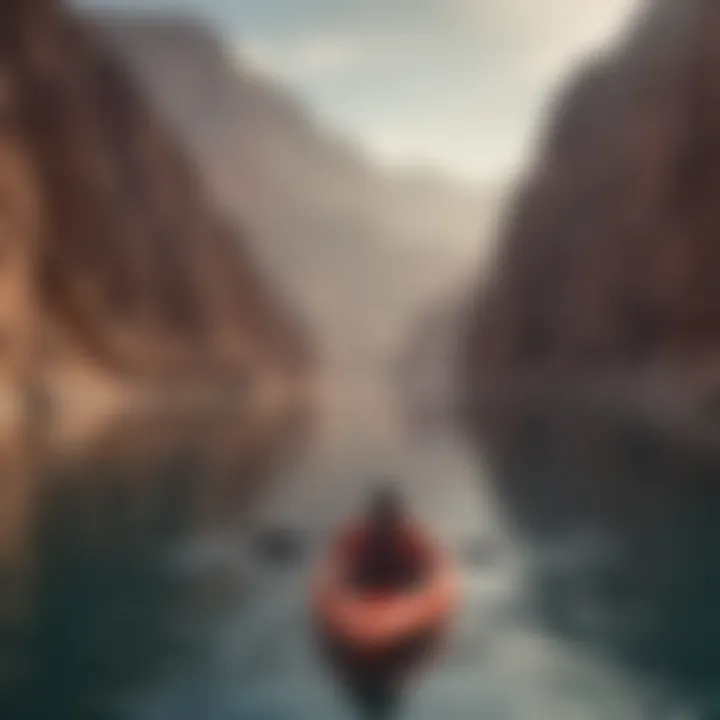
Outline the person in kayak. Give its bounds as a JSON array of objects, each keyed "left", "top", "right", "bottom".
[
  {"left": 344, "top": 484, "right": 429, "bottom": 592},
  {"left": 312, "top": 482, "right": 459, "bottom": 711}
]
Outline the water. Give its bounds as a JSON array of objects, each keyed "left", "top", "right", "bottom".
[{"left": 1, "top": 393, "right": 715, "bottom": 719}]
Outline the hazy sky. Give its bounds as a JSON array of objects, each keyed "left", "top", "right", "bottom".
[{"left": 80, "top": 0, "right": 641, "bottom": 182}]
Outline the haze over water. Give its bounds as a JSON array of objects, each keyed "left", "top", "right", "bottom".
[{"left": 0, "top": 392, "right": 662, "bottom": 719}]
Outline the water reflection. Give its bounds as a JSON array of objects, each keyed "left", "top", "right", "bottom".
[
  {"left": 4, "top": 391, "right": 713, "bottom": 718},
  {"left": 479, "top": 398, "right": 720, "bottom": 713},
  {"left": 0, "top": 404, "right": 309, "bottom": 720}
]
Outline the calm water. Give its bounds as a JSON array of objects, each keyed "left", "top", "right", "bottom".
[{"left": 2, "top": 394, "right": 719, "bottom": 719}]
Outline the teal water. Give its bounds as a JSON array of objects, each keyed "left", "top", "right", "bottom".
[{"left": 0, "top": 401, "right": 713, "bottom": 719}]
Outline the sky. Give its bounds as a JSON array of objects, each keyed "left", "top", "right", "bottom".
[{"left": 78, "top": 0, "right": 641, "bottom": 182}]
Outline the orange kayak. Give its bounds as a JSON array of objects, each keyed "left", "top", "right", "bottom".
[{"left": 312, "top": 522, "right": 459, "bottom": 656}]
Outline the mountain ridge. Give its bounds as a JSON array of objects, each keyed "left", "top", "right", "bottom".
[{"left": 91, "top": 10, "right": 499, "bottom": 384}]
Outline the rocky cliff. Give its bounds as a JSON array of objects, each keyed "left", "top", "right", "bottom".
[
  {"left": 0, "top": 0, "right": 311, "bottom": 399},
  {"left": 458, "top": 3, "right": 720, "bottom": 698},
  {"left": 463, "top": 0, "right": 720, "bottom": 418}
]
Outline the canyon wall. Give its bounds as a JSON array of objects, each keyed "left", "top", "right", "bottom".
[
  {"left": 0, "top": 0, "right": 311, "bottom": 407},
  {"left": 463, "top": 0, "right": 720, "bottom": 421}
]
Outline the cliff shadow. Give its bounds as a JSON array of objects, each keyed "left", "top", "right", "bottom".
[
  {"left": 0, "top": 404, "right": 310, "bottom": 719},
  {"left": 473, "top": 397, "right": 720, "bottom": 709}
]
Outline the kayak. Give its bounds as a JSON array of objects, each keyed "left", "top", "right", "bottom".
[
  {"left": 312, "top": 521, "right": 459, "bottom": 658},
  {"left": 311, "top": 521, "right": 459, "bottom": 715}
]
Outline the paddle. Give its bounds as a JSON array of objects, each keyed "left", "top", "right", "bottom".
[{"left": 250, "top": 525, "right": 502, "bottom": 572}]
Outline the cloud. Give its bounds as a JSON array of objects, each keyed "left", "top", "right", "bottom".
[
  {"left": 449, "top": 0, "right": 640, "bottom": 81},
  {"left": 240, "top": 0, "right": 641, "bottom": 86},
  {"left": 240, "top": 31, "right": 419, "bottom": 80},
  {"left": 451, "top": 0, "right": 637, "bottom": 38},
  {"left": 234, "top": 0, "right": 642, "bottom": 180}
]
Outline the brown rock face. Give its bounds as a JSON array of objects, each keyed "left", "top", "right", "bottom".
[
  {"left": 463, "top": 0, "right": 720, "bottom": 411},
  {"left": 0, "top": 0, "right": 310, "bottom": 387}
]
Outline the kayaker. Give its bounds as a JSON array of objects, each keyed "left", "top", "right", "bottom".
[
  {"left": 346, "top": 484, "right": 428, "bottom": 592},
  {"left": 312, "top": 484, "right": 459, "bottom": 714}
]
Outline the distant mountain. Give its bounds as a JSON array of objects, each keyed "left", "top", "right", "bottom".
[
  {"left": 0, "top": 0, "right": 311, "bottom": 405},
  {"left": 394, "top": 287, "right": 476, "bottom": 434},
  {"left": 91, "top": 13, "right": 500, "bottom": 382}
]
